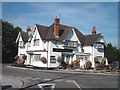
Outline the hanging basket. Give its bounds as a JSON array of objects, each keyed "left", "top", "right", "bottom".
[{"left": 40, "top": 57, "right": 47, "bottom": 64}]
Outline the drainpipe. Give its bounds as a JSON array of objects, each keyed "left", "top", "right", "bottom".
[
  {"left": 92, "top": 45, "right": 95, "bottom": 67},
  {"left": 47, "top": 41, "right": 49, "bottom": 68}
]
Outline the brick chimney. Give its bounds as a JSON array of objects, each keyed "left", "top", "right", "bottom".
[
  {"left": 54, "top": 16, "right": 60, "bottom": 38},
  {"left": 92, "top": 26, "right": 96, "bottom": 34},
  {"left": 27, "top": 26, "right": 31, "bottom": 33}
]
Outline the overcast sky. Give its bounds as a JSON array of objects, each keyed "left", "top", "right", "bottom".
[{"left": 2, "top": 2, "right": 118, "bottom": 47}]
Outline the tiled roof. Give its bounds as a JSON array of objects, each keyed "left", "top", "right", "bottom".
[
  {"left": 35, "top": 24, "right": 49, "bottom": 40},
  {"left": 84, "top": 33, "right": 101, "bottom": 45},
  {"left": 36, "top": 23, "right": 85, "bottom": 44},
  {"left": 21, "top": 24, "right": 101, "bottom": 45},
  {"left": 20, "top": 31, "right": 29, "bottom": 43}
]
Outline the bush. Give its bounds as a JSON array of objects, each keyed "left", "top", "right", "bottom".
[
  {"left": 14, "top": 55, "right": 19, "bottom": 60},
  {"left": 85, "top": 60, "right": 92, "bottom": 69},
  {"left": 57, "top": 56, "right": 62, "bottom": 63},
  {"left": 73, "top": 60, "right": 80, "bottom": 67},
  {"left": 94, "top": 57, "right": 99, "bottom": 63},
  {"left": 14, "top": 55, "right": 25, "bottom": 66},
  {"left": 95, "top": 62, "right": 104, "bottom": 69},
  {"left": 60, "top": 61, "right": 67, "bottom": 69}
]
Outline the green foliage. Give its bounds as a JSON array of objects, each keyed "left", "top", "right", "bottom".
[
  {"left": 105, "top": 43, "right": 119, "bottom": 63},
  {"left": 2, "top": 20, "right": 21, "bottom": 63}
]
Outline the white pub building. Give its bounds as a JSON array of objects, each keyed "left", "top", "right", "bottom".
[{"left": 16, "top": 16, "right": 106, "bottom": 68}]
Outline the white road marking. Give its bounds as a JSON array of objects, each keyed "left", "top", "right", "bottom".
[
  {"left": 54, "top": 79, "right": 63, "bottom": 82},
  {"left": 73, "top": 80, "right": 82, "bottom": 90},
  {"left": 38, "top": 83, "right": 55, "bottom": 90},
  {"left": 43, "top": 79, "right": 51, "bottom": 81},
  {"left": 31, "top": 78, "right": 41, "bottom": 80},
  {"left": 66, "top": 80, "right": 73, "bottom": 82}
]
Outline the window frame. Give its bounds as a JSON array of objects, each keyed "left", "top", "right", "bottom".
[{"left": 34, "top": 39, "right": 39, "bottom": 46}]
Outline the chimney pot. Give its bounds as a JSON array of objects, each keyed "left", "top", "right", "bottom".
[
  {"left": 92, "top": 26, "right": 96, "bottom": 34},
  {"left": 27, "top": 26, "right": 31, "bottom": 32}
]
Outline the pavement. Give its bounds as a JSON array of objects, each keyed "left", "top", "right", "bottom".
[
  {"left": 2, "top": 64, "right": 119, "bottom": 89},
  {"left": 2, "top": 75, "right": 23, "bottom": 88}
]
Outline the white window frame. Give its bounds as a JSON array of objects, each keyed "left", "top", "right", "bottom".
[{"left": 34, "top": 39, "right": 39, "bottom": 46}]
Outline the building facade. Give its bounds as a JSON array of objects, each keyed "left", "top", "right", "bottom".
[{"left": 16, "top": 16, "right": 106, "bottom": 68}]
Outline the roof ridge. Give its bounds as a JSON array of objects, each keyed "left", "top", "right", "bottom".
[
  {"left": 35, "top": 24, "right": 49, "bottom": 28},
  {"left": 85, "top": 33, "right": 101, "bottom": 36}
]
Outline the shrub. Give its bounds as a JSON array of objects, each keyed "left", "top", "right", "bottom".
[
  {"left": 94, "top": 57, "right": 99, "bottom": 63},
  {"left": 66, "top": 60, "right": 69, "bottom": 65},
  {"left": 73, "top": 60, "right": 80, "bottom": 67},
  {"left": 15, "top": 55, "right": 19, "bottom": 59},
  {"left": 40, "top": 57, "right": 47, "bottom": 64},
  {"left": 95, "top": 62, "right": 104, "bottom": 69},
  {"left": 102, "top": 57, "right": 106, "bottom": 64},
  {"left": 60, "top": 61, "right": 67, "bottom": 69},
  {"left": 85, "top": 60, "right": 92, "bottom": 69}
]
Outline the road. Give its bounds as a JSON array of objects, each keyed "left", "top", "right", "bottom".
[{"left": 2, "top": 64, "right": 119, "bottom": 90}]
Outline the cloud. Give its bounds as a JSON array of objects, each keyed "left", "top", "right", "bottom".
[{"left": 2, "top": 2, "right": 118, "bottom": 47}]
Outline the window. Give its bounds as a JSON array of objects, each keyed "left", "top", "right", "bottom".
[
  {"left": 34, "top": 54, "right": 41, "bottom": 61},
  {"left": 64, "top": 40, "right": 77, "bottom": 47},
  {"left": 34, "top": 39, "right": 39, "bottom": 46},
  {"left": 20, "top": 54, "right": 25, "bottom": 59},
  {"left": 50, "top": 56, "right": 56, "bottom": 63},
  {"left": 76, "top": 55, "right": 90, "bottom": 61},
  {"left": 28, "top": 42, "right": 31, "bottom": 47},
  {"left": 19, "top": 41, "right": 24, "bottom": 47},
  {"left": 96, "top": 43, "right": 104, "bottom": 49}
]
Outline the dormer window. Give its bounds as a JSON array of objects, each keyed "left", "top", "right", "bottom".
[
  {"left": 64, "top": 40, "right": 77, "bottom": 48},
  {"left": 96, "top": 42, "right": 104, "bottom": 49},
  {"left": 34, "top": 39, "right": 39, "bottom": 46}
]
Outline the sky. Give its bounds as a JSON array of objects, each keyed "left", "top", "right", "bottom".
[{"left": 2, "top": 2, "right": 118, "bottom": 47}]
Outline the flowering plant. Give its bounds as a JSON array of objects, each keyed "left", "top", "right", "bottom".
[
  {"left": 40, "top": 57, "right": 47, "bottom": 64},
  {"left": 16, "top": 58, "right": 25, "bottom": 64},
  {"left": 73, "top": 60, "right": 80, "bottom": 67},
  {"left": 22, "top": 55, "right": 27, "bottom": 60},
  {"left": 85, "top": 60, "right": 92, "bottom": 69},
  {"left": 15, "top": 55, "right": 19, "bottom": 59},
  {"left": 94, "top": 57, "right": 99, "bottom": 63},
  {"left": 57, "top": 56, "right": 62, "bottom": 63},
  {"left": 102, "top": 57, "right": 104, "bottom": 64},
  {"left": 95, "top": 62, "right": 104, "bottom": 69}
]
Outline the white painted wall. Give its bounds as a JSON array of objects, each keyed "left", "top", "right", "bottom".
[
  {"left": 83, "top": 46, "right": 92, "bottom": 60},
  {"left": 28, "top": 27, "right": 43, "bottom": 51},
  {"left": 64, "top": 28, "right": 81, "bottom": 44},
  {"left": 48, "top": 40, "right": 61, "bottom": 68},
  {"left": 32, "top": 52, "right": 48, "bottom": 67},
  {"left": 94, "top": 36, "right": 105, "bottom": 58},
  {"left": 18, "top": 35, "right": 26, "bottom": 56}
]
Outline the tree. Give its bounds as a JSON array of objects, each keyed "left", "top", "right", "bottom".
[
  {"left": 105, "top": 43, "right": 119, "bottom": 63},
  {"left": 2, "top": 20, "right": 21, "bottom": 63}
]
